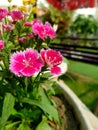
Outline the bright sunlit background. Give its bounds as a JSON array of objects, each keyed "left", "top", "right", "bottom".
[
  {"left": 0, "top": 0, "right": 48, "bottom": 6},
  {"left": 0, "top": 0, "right": 22, "bottom": 6},
  {"left": 0, "top": 0, "right": 97, "bottom": 17}
]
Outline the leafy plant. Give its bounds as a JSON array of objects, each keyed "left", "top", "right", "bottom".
[
  {"left": 0, "top": 0, "right": 67, "bottom": 129},
  {"left": 69, "top": 14, "right": 98, "bottom": 36}
]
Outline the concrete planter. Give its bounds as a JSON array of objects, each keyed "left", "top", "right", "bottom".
[
  {"left": 57, "top": 80, "right": 98, "bottom": 130},
  {"left": 52, "top": 61, "right": 98, "bottom": 130}
]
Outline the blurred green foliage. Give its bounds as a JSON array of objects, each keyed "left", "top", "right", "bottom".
[
  {"left": 69, "top": 14, "right": 98, "bottom": 37},
  {"left": 38, "top": 5, "right": 74, "bottom": 37}
]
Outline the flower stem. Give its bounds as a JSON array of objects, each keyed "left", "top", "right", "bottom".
[{"left": 24, "top": 77, "right": 28, "bottom": 94}]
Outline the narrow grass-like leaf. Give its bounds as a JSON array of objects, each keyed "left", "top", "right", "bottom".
[
  {"left": 0, "top": 93, "right": 15, "bottom": 129},
  {"left": 22, "top": 87, "right": 60, "bottom": 124}
]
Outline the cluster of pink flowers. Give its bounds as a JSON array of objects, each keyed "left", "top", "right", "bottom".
[
  {"left": 32, "top": 19, "right": 56, "bottom": 40},
  {"left": 0, "top": 7, "right": 63, "bottom": 77},
  {"left": 0, "top": 8, "right": 23, "bottom": 21},
  {"left": 24, "top": 19, "right": 56, "bottom": 40},
  {"left": 0, "top": 8, "right": 23, "bottom": 34},
  {"left": 10, "top": 48, "right": 63, "bottom": 77},
  {"left": 0, "top": 7, "right": 56, "bottom": 44}
]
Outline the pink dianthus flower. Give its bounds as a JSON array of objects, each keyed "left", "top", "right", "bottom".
[
  {"left": 10, "top": 48, "right": 44, "bottom": 77},
  {"left": 26, "top": 33, "right": 34, "bottom": 38},
  {"left": 40, "top": 49, "right": 63, "bottom": 75},
  {"left": 0, "top": 8, "right": 8, "bottom": 20},
  {"left": 18, "top": 37, "right": 27, "bottom": 42},
  {"left": 32, "top": 19, "right": 56, "bottom": 40},
  {"left": 2, "top": 24, "right": 13, "bottom": 31},
  {"left": 9, "top": 10, "right": 23, "bottom": 21},
  {"left": 24, "top": 22, "right": 33, "bottom": 27},
  {"left": 44, "top": 22, "right": 56, "bottom": 39},
  {"left": 0, "top": 40, "right": 4, "bottom": 50}
]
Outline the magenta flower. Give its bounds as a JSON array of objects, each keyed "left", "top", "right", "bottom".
[
  {"left": 32, "top": 19, "right": 42, "bottom": 26},
  {"left": 0, "top": 40, "right": 4, "bottom": 50},
  {"left": 32, "top": 19, "right": 44, "bottom": 38},
  {"left": 2, "top": 24, "right": 13, "bottom": 31},
  {"left": 44, "top": 22, "right": 56, "bottom": 39},
  {"left": 9, "top": 10, "right": 23, "bottom": 21},
  {"left": 10, "top": 48, "right": 44, "bottom": 77},
  {"left": 40, "top": 49, "right": 63, "bottom": 75},
  {"left": 18, "top": 37, "right": 27, "bottom": 42},
  {"left": 24, "top": 22, "right": 33, "bottom": 27},
  {"left": 0, "top": 8, "right": 8, "bottom": 20},
  {"left": 26, "top": 33, "right": 34, "bottom": 38},
  {"left": 32, "top": 19, "right": 56, "bottom": 40}
]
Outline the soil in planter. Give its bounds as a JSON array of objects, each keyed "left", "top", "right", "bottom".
[{"left": 50, "top": 94, "right": 80, "bottom": 130}]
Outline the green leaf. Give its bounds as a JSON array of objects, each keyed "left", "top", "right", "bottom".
[
  {"left": 0, "top": 70, "right": 7, "bottom": 77},
  {"left": 36, "top": 116, "right": 52, "bottom": 130},
  {"left": 17, "top": 122, "right": 30, "bottom": 130},
  {"left": 15, "top": 21, "right": 22, "bottom": 33},
  {"left": 5, "top": 121, "right": 20, "bottom": 130},
  {"left": 0, "top": 93, "right": 15, "bottom": 129},
  {"left": 22, "top": 87, "right": 60, "bottom": 124},
  {"left": 41, "top": 72, "right": 51, "bottom": 79}
]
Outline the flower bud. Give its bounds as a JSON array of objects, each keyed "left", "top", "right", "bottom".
[
  {"left": 0, "top": 40, "right": 4, "bottom": 50},
  {"left": 8, "top": 0, "right": 12, "bottom": 3},
  {"left": 22, "top": 0, "right": 30, "bottom": 5}
]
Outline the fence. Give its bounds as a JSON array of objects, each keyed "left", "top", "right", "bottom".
[{"left": 50, "top": 37, "right": 98, "bottom": 64}]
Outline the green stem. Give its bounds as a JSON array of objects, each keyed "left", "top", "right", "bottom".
[
  {"left": 31, "top": 73, "right": 41, "bottom": 98},
  {"left": 33, "top": 72, "right": 41, "bottom": 86},
  {"left": 24, "top": 77, "right": 28, "bottom": 94}
]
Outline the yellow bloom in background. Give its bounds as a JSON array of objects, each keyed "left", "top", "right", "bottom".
[
  {"left": 19, "top": 6, "right": 27, "bottom": 12},
  {"left": 22, "top": 0, "right": 36, "bottom": 5},
  {"left": 22, "top": 0, "right": 30, "bottom": 5},
  {"left": 8, "top": 0, "right": 12, "bottom": 2},
  {"left": 12, "top": 5, "right": 18, "bottom": 9},
  {"left": 32, "top": 6, "right": 38, "bottom": 14},
  {"left": 30, "top": 0, "right": 36, "bottom": 4}
]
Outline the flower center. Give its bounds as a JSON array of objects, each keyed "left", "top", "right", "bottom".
[
  {"left": 23, "top": 58, "right": 31, "bottom": 67},
  {"left": 48, "top": 56, "right": 57, "bottom": 66}
]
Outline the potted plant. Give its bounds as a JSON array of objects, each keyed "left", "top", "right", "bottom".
[
  {"left": 0, "top": 0, "right": 71, "bottom": 130},
  {"left": 1, "top": 0, "right": 98, "bottom": 130},
  {"left": 69, "top": 14, "right": 98, "bottom": 46}
]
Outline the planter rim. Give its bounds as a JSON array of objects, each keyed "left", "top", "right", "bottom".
[
  {"left": 51, "top": 62, "right": 98, "bottom": 130},
  {"left": 52, "top": 62, "right": 98, "bottom": 130},
  {"left": 57, "top": 80, "right": 98, "bottom": 130}
]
